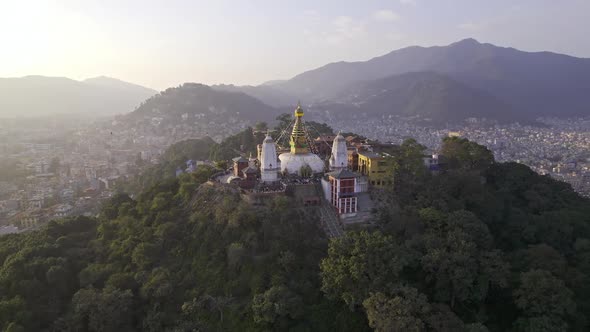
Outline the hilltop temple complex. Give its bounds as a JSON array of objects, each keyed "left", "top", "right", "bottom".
[{"left": 212, "top": 103, "right": 420, "bottom": 234}]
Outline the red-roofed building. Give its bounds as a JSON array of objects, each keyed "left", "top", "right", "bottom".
[{"left": 326, "top": 169, "right": 359, "bottom": 215}]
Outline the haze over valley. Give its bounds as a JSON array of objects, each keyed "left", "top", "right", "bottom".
[{"left": 2, "top": 1, "right": 590, "bottom": 331}]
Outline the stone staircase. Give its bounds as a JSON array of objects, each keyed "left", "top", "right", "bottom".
[
  {"left": 319, "top": 203, "right": 344, "bottom": 238},
  {"left": 315, "top": 183, "right": 345, "bottom": 238}
]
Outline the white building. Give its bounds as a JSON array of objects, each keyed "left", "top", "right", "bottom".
[
  {"left": 260, "top": 132, "right": 280, "bottom": 183},
  {"left": 329, "top": 132, "right": 348, "bottom": 171}
]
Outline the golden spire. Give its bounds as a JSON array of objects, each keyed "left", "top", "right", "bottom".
[
  {"left": 290, "top": 102, "right": 308, "bottom": 154},
  {"left": 294, "top": 101, "right": 304, "bottom": 118}
]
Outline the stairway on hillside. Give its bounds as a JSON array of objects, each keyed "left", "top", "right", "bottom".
[
  {"left": 315, "top": 183, "right": 345, "bottom": 238},
  {"left": 319, "top": 204, "right": 344, "bottom": 238}
]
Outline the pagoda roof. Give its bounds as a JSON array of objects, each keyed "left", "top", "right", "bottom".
[
  {"left": 232, "top": 156, "right": 249, "bottom": 163},
  {"left": 243, "top": 166, "right": 258, "bottom": 174},
  {"left": 327, "top": 169, "right": 359, "bottom": 179}
]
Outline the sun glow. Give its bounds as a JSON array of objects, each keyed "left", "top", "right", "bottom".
[{"left": 0, "top": 1, "right": 112, "bottom": 78}]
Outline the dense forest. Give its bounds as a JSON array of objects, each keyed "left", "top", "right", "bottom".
[{"left": 1, "top": 134, "right": 589, "bottom": 331}]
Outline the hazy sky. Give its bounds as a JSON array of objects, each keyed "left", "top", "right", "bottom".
[{"left": 1, "top": 0, "right": 589, "bottom": 90}]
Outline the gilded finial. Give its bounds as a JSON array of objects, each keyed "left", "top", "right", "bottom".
[{"left": 294, "top": 101, "right": 304, "bottom": 117}]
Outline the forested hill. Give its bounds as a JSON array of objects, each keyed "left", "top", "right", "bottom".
[
  {"left": 126, "top": 83, "right": 281, "bottom": 124},
  {"left": 1, "top": 137, "right": 590, "bottom": 331},
  {"left": 212, "top": 84, "right": 297, "bottom": 108}
]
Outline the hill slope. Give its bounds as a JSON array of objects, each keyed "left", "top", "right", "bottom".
[
  {"left": 127, "top": 83, "right": 280, "bottom": 124},
  {"left": 212, "top": 84, "right": 297, "bottom": 107},
  {"left": 274, "top": 38, "right": 590, "bottom": 118},
  {"left": 0, "top": 76, "right": 157, "bottom": 118},
  {"left": 326, "top": 71, "right": 515, "bottom": 122}
]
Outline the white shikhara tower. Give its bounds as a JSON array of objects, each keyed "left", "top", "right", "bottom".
[
  {"left": 260, "top": 131, "right": 279, "bottom": 182},
  {"left": 329, "top": 132, "right": 348, "bottom": 171}
]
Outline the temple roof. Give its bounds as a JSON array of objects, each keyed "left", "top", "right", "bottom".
[
  {"left": 232, "top": 156, "right": 249, "bottom": 163},
  {"left": 327, "top": 169, "right": 359, "bottom": 179},
  {"left": 243, "top": 166, "right": 258, "bottom": 174}
]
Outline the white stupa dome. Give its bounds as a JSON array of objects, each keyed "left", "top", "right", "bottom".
[
  {"left": 277, "top": 103, "right": 325, "bottom": 175},
  {"left": 279, "top": 152, "right": 325, "bottom": 175}
]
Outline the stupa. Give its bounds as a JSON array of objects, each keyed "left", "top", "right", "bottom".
[{"left": 278, "top": 104, "right": 325, "bottom": 175}]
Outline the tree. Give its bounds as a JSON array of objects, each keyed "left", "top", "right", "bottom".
[
  {"left": 320, "top": 231, "right": 407, "bottom": 309},
  {"left": 275, "top": 113, "right": 292, "bottom": 133},
  {"left": 78, "top": 264, "right": 115, "bottom": 289},
  {"left": 397, "top": 138, "right": 428, "bottom": 175},
  {"left": 254, "top": 121, "right": 268, "bottom": 132},
  {"left": 101, "top": 192, "right": 134, "bottom": 220},
  {"left": 252, "top": 285, "right": 303, "bottom": 324},
  {"left": 140, "top": 268, "right": 173, "bottom": 299},
  {"left": 68, "top": 287, "right": 134, "bottom": 332},
  {"left": 215, "top": 160, "right": 228, "bottom": 170},
  {"left": 513, "top": 269, "right": 575, "bottom": 331},
  {"left": 419, "top": 210, "right": 508, "bottom": 308},
  {"left": 227, "top": 242, "right": 246, "bottom": 269},
  {"left": 363, "top": 289, "right": 431, "bottom": 332},
  {"left": 191, "top": 294, "right": 234, "bottom": 326},
  {"left": 363, "top": 288, "right": 469, "bottom": 332},
  {"left": 4, "top": 322, "right": 25, "bottom": 332},
  {"left": 384, "top": 138, "right": 429, "bottom": 203},
  {"left": 0, "top": 297, "right": 27, "bottom": 331},
  {"left": 440, "top": 136, "right": 494, "bottom": 170}
]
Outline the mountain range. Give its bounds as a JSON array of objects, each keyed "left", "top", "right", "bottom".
[
  {"left": 3, "top": 39, "right": 590, "bottom": 123},
  {"left": 0, "top": 76, "right": 156, "bottom": 118},
  {"left": 222, "top": 38, "right": 590, "bottom": 122}
]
